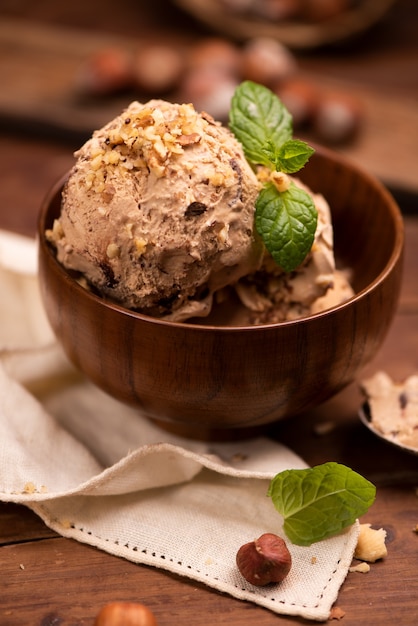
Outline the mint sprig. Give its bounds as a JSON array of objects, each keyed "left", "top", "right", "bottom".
[
  {"left": 229, "top": 81, "right": 317, "bottom": 272},
  {"left": 229, "top": 80, "right": 293, "bottom": 166},
  {"left": 264, "top": 139, "right": 315, "bottom": 174},
  {"left": 267, "top": 462, "right": 376, "bottom": 546},
  {"left": 255, "top": 181, "right": 318, "bottom": 272}
]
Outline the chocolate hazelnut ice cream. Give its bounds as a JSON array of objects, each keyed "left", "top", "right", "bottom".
[{"left": 47, "top": 98, "right": 353, "bottom": 323}]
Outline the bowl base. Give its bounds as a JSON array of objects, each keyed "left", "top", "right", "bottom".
[{"left": 149, "top": 417, "right": 269, "bottom": 442}]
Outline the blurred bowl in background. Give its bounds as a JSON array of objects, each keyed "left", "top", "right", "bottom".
[{"left": 173, "top": 0, "right": 398, "bottom": 49}]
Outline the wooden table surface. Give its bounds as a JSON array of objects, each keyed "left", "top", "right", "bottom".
[{"left": 1, "top": 1, "right": 417, "bottom": 624}]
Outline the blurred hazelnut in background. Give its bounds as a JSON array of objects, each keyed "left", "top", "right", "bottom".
[
  {"left": 313, "top": 92, "right": 363, "bottom": 144},
  {"left": 241, "top": 37, "right": 297, "bottom": 86},
  {"left": 74, "top": 31, "right": 364, "bottom": 146},
  {"left": 275, "top": 78, "right": 319, "bottom": 127},
  {"left": 133, "top": 43, "right": 185, "bottom": 95},
  {"left": 75, "top": 47, "right": 134, "bottom": 96}
]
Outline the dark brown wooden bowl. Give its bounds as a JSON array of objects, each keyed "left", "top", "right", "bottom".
[{"left": 38, "top": 146, "right": 404, "bottom": 436}]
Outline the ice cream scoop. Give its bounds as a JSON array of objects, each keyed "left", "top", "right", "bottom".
[{"left": 48, "top": 100, "right": 264, "bottom": 321}]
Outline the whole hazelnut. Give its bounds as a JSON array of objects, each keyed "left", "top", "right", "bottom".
[
  {"left": 275, "top": 78, "right": 319, "bottom": 127},
  {"left": 236, "top": 533, "right": 292, "bottom": 586},
  {"left": 75, "top": 47, "right": 134, "bottom": 96},
  {"left": 313, "top": 92, "right": 363, "bottom": 144},
  {"left": 133, "top": 44, "right": 185, "bottom": 95},
  {"left": 94, "top": 601, "right": 158, "bottom": 626},
  {"left": 188, "top": 38, "right": 242, "bottom": 78},
  {"left": 179, "top": 68, "right": 239, "bottom": 122},
  {"left": 241, "top": 37, "right": 297, "bottom": 87}
]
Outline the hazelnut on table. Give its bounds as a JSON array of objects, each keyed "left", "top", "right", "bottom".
[{"left": 94, "top": 601, "right": 158, "bottom": 626}]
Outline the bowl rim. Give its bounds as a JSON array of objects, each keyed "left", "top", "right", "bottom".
[
  {"left": 173, "top": 0, "right": 398, "bottom": 49},
  {"left": 38, "top": 145, "right": 404, "bottom": 333}
]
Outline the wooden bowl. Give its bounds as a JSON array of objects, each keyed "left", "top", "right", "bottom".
[
  {"left": 38, "top": 146, "right": 403, "bottom": 436},
  {"left": 173, "top": 0, "right": 398, "bottom": 49}
]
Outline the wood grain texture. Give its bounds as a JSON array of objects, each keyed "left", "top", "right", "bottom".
[
  {"left": 1, "top": 482, "right": 417, "bottom": 626},
  {"left": 1, "top": 1, "right": 418, "bottom": 623}
]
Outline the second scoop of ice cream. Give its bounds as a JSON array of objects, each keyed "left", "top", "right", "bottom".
[{"left": 50, "top": 100, "right": 264, "bottom": 321}]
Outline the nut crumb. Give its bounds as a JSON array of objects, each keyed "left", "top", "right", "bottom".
[
  {"left": 61, "top": 519, "right": 73, "bottom": 529},
  {"left": 22, "top": 482, "right": 48, "bottom": 495},
  {"left": 354, "top": 523, "right": 387, "bottom": 562},
  {"left": 311, "top": 556, "right": 317, "bottom": 564},
  {"left": 106, "top": 243, "right": 121, "bottom": 259},
  {"left": 270, "top": 170, "right": 291, "bottom": 192},
  {"left": 22, "top": 482, "right": 37, "bottom": 494},
  {"left": 329, "top": 606, "right": 346, "bottom": 620},
  {"left": 349, "top": 562, "right": 370, "bottom": 573},
  {"left": 19, "top": 563, "right": 25, "bottom": 570}
]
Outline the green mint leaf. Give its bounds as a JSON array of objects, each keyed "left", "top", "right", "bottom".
[
  {"left": 267, "top": 462, "right": 377, "bottom": 546},
  {"left": 229, "top": 80, "right": 292, "bottom": 167},
  {"left": 274, "top": 139, "right": 315, "bottom": 174},
  {"left": 260, "top": 140, "right": 278, "bottom": 167},
  {"left": 255, "top": 181, "right": 317, "bottom": 272}
]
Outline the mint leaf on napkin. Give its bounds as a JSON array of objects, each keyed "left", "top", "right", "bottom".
[
  {"left": 229, "top": 81, "right": 317, "bottom": 273},
  {"left": 267, "top": 462, "right": 376, "bottom": 546}
]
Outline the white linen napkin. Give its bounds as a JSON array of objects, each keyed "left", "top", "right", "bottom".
[{"left": 0, "top": 229, "right": 359, "bottom": 621}]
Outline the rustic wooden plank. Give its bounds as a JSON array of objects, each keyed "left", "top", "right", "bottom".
[
  {"left": 1, "top": 483, "right": 416, "bottom": 626},
  {"left": 0, "top": 503, "right": 57, "bottom": 545}
]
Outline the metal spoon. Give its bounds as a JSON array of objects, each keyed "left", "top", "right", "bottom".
[{"left": 358, "top": 402, "right": 418, "bottom": 456}]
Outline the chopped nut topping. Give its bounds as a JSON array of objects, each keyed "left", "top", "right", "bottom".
[
  {"left": 256, "top": 166, "right": 290, "bottom": 192},
  {"left": 84, "top": 100, "right": 217, "bottom": 190},
  {"left": 106, "top": 243, "right": 120, "bottom": 259},
  {"left": 271, "top": 170, "right": 291, "bottom": 192},
  {"left": 209, "top": 172, "right": 225, "bottom": 187},
  {"left": 134, "top": 238, "right": 147, "bottom": 256},
  {"left": 217, "top": 223, "right": 230, "bottom": 245},
  {"left": 178, "top": 133, "right": 201, "bottom": 146}
]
